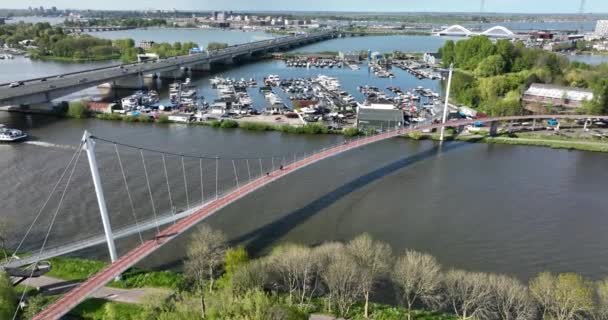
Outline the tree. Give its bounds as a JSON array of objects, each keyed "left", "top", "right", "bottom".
[
  {"left": 66, "top": 100, "right": 88, "bottom": 119},
  {"left": 444, "top": 270, "right": 493, "bottom": 320},
  {"left": 346, "top": 233, "right": 392, "bottom": 318},
  {"left": 392, "top": 250, "right": 443, "bottom": 320},
  {"left": 185, "top": 225, "right": 227, "bottom": 292},
  {"left": 220, "top": 246, "right": 249, "bottom": 285},
  {"left": 207, "top": 42, "right": 228, "bottom": 51},
  {"left": 475, "top": 54, "right": 507, "bottom": 77},
  {"left": 530, "top": 272, "right": 594, "bottom": 320},
  {"left": 311, "top": 242, "right": 345, "bottom": 314},
  {"left": 322, "top": 252, "right": 363, "bottom": 317},
  {"left": 184, "top": 225, "right": 227, "bottom": 318},
  {"left": 487, "top": 274, "right": 535, "bottom": 320},
  {"left": 0, "top": 272, "right": 16, "bottom": 320},
  {"left": 231, "top": 259, "right": 270, "bottom": 294},
  {"left": 270, "top": 244, "right": 319, "bottom": 306},
  {"left": 440, "top": 40, "right": 455, "bottom": 67}
]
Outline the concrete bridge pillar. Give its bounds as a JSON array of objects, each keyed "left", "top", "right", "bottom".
[
  {"left": 110, "top": 74, "right": 147, "bottom": 90},
  {"left": 158, "top": 69, "right": 187, "bottom": 80},
  {"left": 489, "top": 121, "right": 499, "bottom": 136},
  {"left": 190, "top": 62, "right": 212, "bottom": 72}
]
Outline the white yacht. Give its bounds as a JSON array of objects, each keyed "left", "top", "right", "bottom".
[
  {"left": 0, "top": 126, "right": 27, "bottom": 142},
  {"left": 264, "top": 93, "right": 287, "bottom": 114}
]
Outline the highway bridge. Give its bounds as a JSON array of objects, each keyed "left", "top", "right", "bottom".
[
  {"left": 62, "top": 26, "right": 136, "bottom": 33},
  {"left": 0, "top": 30, "right": 337, "bottom": 107}
]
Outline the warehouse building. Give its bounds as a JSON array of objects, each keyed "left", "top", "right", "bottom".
[
  {"left": 522, "top": 83, "right": 594, "bottom": 113},
  {"left": 356, "top": 103, "right": 404, "bottom": 131}
]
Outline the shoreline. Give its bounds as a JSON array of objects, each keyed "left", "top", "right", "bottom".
[
  {"left": 405, "top": 131, "right": 608, "bottom": 153},
  {"left": 94, "top": 113, "right": 608, "bottom": 152}
]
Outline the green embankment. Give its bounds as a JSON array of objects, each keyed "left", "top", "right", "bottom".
[{"left": 405, "top": 130, "right": 608, "bottom": 153}]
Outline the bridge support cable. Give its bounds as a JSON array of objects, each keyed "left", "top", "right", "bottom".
[
  {"left": 259, "top": 158, "right": 263, "bottom": 178},
  {"left": 246, "top": 159, "right": 252, "bottom": 182},
  {"left": 8, "top": 140, "right": 84, "bottom": 265},
  {"left": 181, "top": 156, "right": 190, "bottom": 210},
  {"left": 162, "top": 154, "right": 176, "bottom": 224},
  {"left": 140, "top": 150, "right": 160, "bottom": 235},
  {"left": 200, "top": 159, "right": 205, "bottom": 206},
  {"left": 215, "top": 157, "right": 219, "bottom": 200},
  {"left": 12, "top": 143, "right": 84, "bottom": 320},
  {"left": 232, "top": 160, "right": 241, "bottom": 191},
  {"left": 114, "top": 144, "right": 144, "bottom": 245}
]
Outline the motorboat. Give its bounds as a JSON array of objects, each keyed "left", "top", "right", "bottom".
[{"left": 0, "top": 126, "right": 27, "bottom": 142}]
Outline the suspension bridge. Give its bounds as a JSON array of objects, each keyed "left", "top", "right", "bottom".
[{"left": 2, "top": 114, "right": 606, "bottom": 319}]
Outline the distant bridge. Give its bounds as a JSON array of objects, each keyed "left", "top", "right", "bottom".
[
  {"left": 0, "top": 31, "right": 337, "bottom": 107},
  {"left": 62, "top": 26, "right": 136, "bottom": 33},
  {"left": 435, "top": 25, "right": 518, "bottom": 38}
]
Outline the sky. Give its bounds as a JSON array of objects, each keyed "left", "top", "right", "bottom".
[{"left": 5, "top": 0, "right": 608, "bottom": 14}]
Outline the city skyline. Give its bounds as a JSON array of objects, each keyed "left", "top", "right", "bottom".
[{"left": 4, "top": 0, "right": 608, "bottom": 14}]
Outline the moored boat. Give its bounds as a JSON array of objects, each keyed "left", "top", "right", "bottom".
[{"left": 0, "top": 126, "right": 27, "bottom": 142}]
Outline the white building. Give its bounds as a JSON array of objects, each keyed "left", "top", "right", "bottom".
[{"left": 595, "top": 20, "right": 608, "bottom": 38}]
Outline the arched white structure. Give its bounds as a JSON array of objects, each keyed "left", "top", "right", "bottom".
[
  {"left": 482, "top": 26, "right": 515, "bottom": 38},
  {"left": 438, "top": 25, "right": 473, "bottom": 36},
  {"left": 437, "top": 25, "right": 517, "bottom": 38}
]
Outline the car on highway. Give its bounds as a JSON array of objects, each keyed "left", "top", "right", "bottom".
[
  {"left": 41, "top": 78, "right": 47, "bottom": 82},
  {"left": 79, "top": 78, "right": 87, "bottom": 83},
  {"left": 9, "top": 82, "right": 20, "bottom": 88}
]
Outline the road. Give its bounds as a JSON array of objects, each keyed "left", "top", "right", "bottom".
[{"left": 20, "top": 275, "right": 170, "bottom": 304}]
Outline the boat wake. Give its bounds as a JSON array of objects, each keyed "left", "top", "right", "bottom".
[{"left": 24, "top": 141, "right": 78, "bottom": 150}]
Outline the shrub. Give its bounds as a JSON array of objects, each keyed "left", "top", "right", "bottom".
[
  {"left": 0, "top": 272, "right": 16, "bottom": 320},
  {"left": 220, "top": 119, "right": 239, "bottom": 129},
  {"left": 66, "top": 101, "right": 89, "bottom": 119},
  {"left": 96, "top": 113, "right": 123, "bottom": 120},
  {"left": 124, "top": 115, "right": 139, "bottom": 122},
  {"left": 240, "top": 122, "right": 274, "bottom": 131},
  {"left": 156, "top": 114, "right": 170, "bottom": 123},
  {"left": 210, "top": 120, "right": 222, "bottom": 127},
  {"left": 137, "top": 114, "right": 154, "bottom": 123},
  {"left": 343, "top": 127, "right": 360, "bottom": 137}
]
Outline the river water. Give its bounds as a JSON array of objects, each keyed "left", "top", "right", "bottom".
[{"left": 2, "top": 28, "right": 608, "bottom": 281}]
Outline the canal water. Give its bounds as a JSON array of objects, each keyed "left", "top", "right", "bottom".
[
  {"left": 2, "top": 113, "right": 608, "bottom": 281},
  {"left": 2, "top": 28, "right": 608, "bottom": 281}
]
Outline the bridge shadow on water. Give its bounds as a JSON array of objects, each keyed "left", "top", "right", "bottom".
[{"left": 234, "top": 139, "right": 476, "bottom": 255}]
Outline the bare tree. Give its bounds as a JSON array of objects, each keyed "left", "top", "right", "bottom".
[
  {"left": 184, "top": 224, "right": 227, "bottom": 318},
  {"left": 270, "top": 244, "right": 318, "bottom": 306},
  {"left": 487, "top": 274, "right": 535, "bottom": 320},
  {"left": 311, "top": 242, "right": 345, "bottom": 314},
  {"left": 346, "top": 233, "right": 392, "bottom": 318},
  {"left": 529, "top": 272, "right": 594, "bottom": 320},
  {"left": 444, "top": 270, "right": 493, "bottom": 320},
  {"left": 594, "top": 278, "right": 608, "bottom": 320},
  {"left": 392, "top": 250, "right": 443, "bottom": 320},
  {"left": 231, "top": 259, "right": 270, "bottom": 294},
  {"left": 322, "top": 251, "right": 363, "bottom": 317}
]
